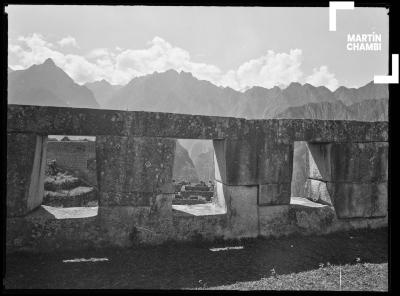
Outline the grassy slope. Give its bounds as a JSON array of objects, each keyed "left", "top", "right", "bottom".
[{"left": 201, "top": 263, "right": 387, "bottom": 291}]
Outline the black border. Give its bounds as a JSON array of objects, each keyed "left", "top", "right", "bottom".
[{"left": 2, "top": 0, "right": 398, "bottom": 293}]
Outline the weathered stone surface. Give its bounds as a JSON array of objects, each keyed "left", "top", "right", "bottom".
[
  {"left": 98, "top": 193, "right": 177, "bottom": 246},
  {"left": 259, "top": 205, "right": 294, "bottom": 237},
  {"left": 330, "top": 142, "right": 388, "bottom": 183},
  {"left": 96, "top": 136, "right": 175, "bottom": 194},
  {"left": 256, "top": 119, "right": 388, "bottom": 143},
  {"left": 127, "top": 112, "right": 251, "bottom": 140},
  {"left": 96, "top": 135, "right": 176, "bottom": 207},
  {"left": 8, "top": 105, "right": 129, "bottom": 137},
  {"left": 328, "top": 182, "right": 387, "bottom": 218},
  {"left": 99, "top": 191, "right": 156, "bottom": 207},
  {"left": 6, "top": 206, "right": 103, "bottom": 253},
  {"left": 259, "top": 197, "right": 387, "bottom": 238},
  {"left": 28, "top": 135, "right": 47, "bottom": 212},
  {"left": 7, "top": 104, "right": 252, "bottom": 140},
  {"left": 222, "top": 183, "right": 259, "bottom": 238},
  {"left": 7, "top": 133, "right": 36, "bottom": 217},
  {"left": 214, "top": 137, "right": 293, "bottom": 185},
  {"left": 256, "top": 141, "right": 294, "bottom": 184},
  {"left": 213, "top": 137, "right": 258, "bottom": 185},
  {"left": 7, "top": 133, "right": 46, "bottom": 217},
  {"left": 5, "top": 104, "right": 389, "bottom": 253},
  {"left": 304, "top": 179, "right": 332, "bottom": 206},
  {"left": 258, "top": 183, "right": 291, "bottom": 205},
  {"left": 307, "top": 142, "right": 388, "bottom": 182},
  {"left": 306, "top": 142, "right": 388, "bottom": 218},
  {"left": 8, "top": 104, "right": 388, "bottom": 142}
]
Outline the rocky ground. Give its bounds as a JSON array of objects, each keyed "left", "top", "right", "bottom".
[{"left": 5, "top": 228, "right": 388, "bottom": 290}]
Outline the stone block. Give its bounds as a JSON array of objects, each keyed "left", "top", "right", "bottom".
[
  {"left": 304, "top": 179, "right": 332, "bottom": 206},
  {"left": 99, "top": 191, "right": 156, "bottom": 207},
  {"left": 213, "top": 137, "right": 258, "bottom": 185},
  {"left": 96, "top": 136, "right": 176, "bottom": 193},
  {"left": 218, "top": 182, "right": 258, "bottom": 238},
  {"left": 307, "top": 142, "right": 388, "bottom": 183},
  {"left": 259, "top": 205, "right": 293, "bottom": 237},
  {"left": 258, "top": 183, "right": 291, "bottom": 205},
  {"left": 225, "top": 137, "right": 258, "bottom": 184},
  {"left": 256, "top": 141, "right": 294, "bottom": 184},
  {"left": 328, "top": 182, "right": 387, "bottom": 218},
  {"left": 330, "top": 142, "right": 388, "bottom": 183},
  {"left": 214, "top": 137, "right": 294, "bottom": 185},
  {"left": 7, "top": 133, "right": 46, "bottom": 217}
]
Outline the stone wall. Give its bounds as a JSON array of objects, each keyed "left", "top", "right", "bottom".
[
  {"left": 46, "top": 140, "right": 96, "bottom": 185},
  {"left": 304, "top": 142, "right": 388, "bottom": 218},
  {"left": 6, "top": 105, "right": 389, "bottom": 253}
]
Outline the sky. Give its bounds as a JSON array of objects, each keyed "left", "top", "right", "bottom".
[{"left": 7, "top": 5, "right": 389, "bottom": 91}]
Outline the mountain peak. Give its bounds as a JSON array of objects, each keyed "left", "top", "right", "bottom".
[
  {"left": 164, "top": 69, "right": 179, "bottom": 75},
  {"left": 179, "top": 70, "right": 193, "bottom": 77},
  {"left": 8, "top": 57, "right": 99, "bottom": 109},
  {"left": 98, "top": 79, "right": 111, "bottom": 85},
  {"left": 288, "top": 82, "right": 302, "bottom": 87},
  {"left": 43, "top": 58, "right": 56, "bottom": 66}
]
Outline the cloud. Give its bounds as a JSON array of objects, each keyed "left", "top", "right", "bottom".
[
  {"left": 8, "top": 33, "right": 339, "bottom": 90},
  {"left": 11, "top": 34, "right": 66, "bottom": 68},
  {"left": 305, "top": 66, "right": 339, "bottom": 91},
  {"left": 57, "top": 36, "right": 79, "bottom": 48},
  {"left": 225, "top": 49, "right": 304, "bottom": 90},
  {"left": 86, "top": 48, "right": 111, "bottom": 59}
]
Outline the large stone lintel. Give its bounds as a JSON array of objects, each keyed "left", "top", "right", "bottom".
[{"left": 8, "top": 105, "right": 388, "bottom": 142}]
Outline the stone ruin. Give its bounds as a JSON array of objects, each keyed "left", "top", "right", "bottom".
[{"left": 6, "top": 104, "right": 388, "bottom": 252}]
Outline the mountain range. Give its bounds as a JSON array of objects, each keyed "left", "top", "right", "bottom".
[
  {"left": 7, "top": 58, "right": 389, "bottom": 186},
  {"left": 8, "top": 58, "right": 388, "bottom": 121},
  {"left": 84, "top": 79, "right": 123, "bottom": 107},
  {"left": 8, "top": 58, "right": 99, "bottom": 108},
  {"left": 98, "top": 70, "right": 388, "bottom": 121}
]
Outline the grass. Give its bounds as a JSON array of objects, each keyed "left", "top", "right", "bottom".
[
  {"left": 4, "top": 228, "right": 388, "bottom": 290},
  {"left": 201, "top": 263, "right": 388, "bottom": 290}
]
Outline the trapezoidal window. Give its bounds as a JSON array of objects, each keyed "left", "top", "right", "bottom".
[
  {"left": 41, "top": 135, "right": 98, "bottom": 219},
  {"left": 171, "top": 139, "right": 226, "bottom": 216}
]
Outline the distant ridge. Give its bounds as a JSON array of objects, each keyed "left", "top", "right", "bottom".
[
  {"left": 8, "top": 60, "right": 388, "bottom": 121},
  {"left": 102, "top": 69, "right": 388, "bottom": 120},
  {"left": 84, "top": 79, "right": 123, "bottom": 108},
  {"left": 8, "top": 58, "right": 99, "bottom": 108}
]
